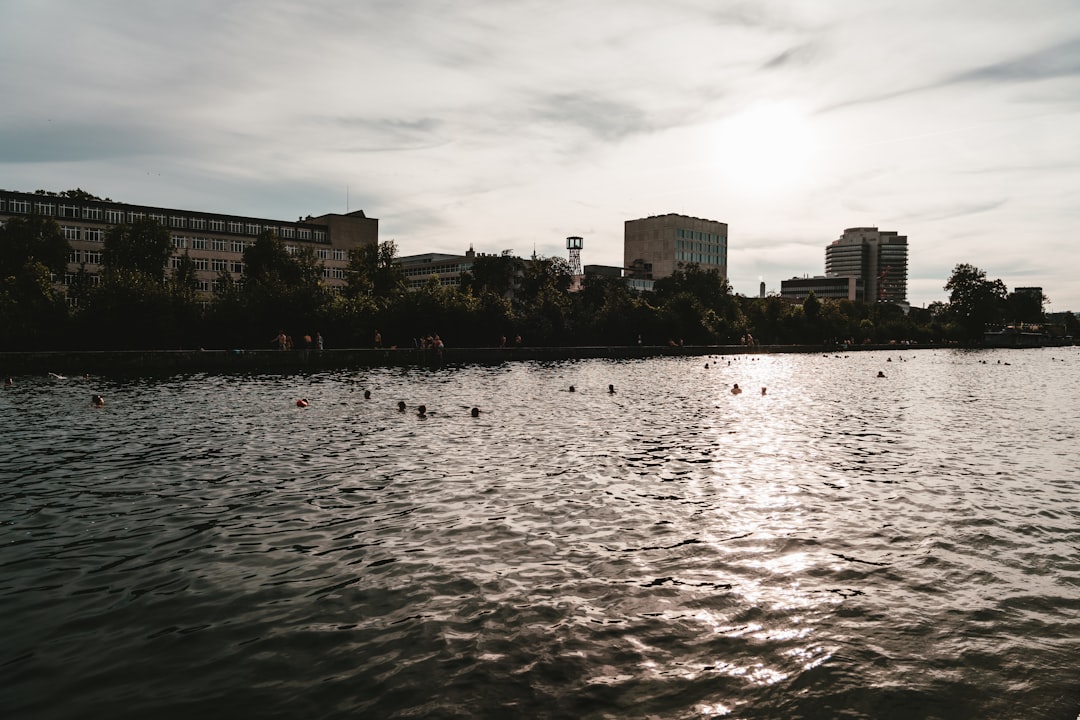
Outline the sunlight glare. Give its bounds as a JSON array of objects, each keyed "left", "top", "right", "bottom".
[{"left": 712, "top": 103, "right": 817, "bottom": 196}]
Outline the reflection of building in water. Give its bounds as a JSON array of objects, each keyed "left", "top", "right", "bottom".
[
  {"left": 825, "top": 227, "right": 908, "bottom": 305},
  {"left": 781, "top": 275, "right": 864, "bottom": 302},
  {"left": 624, "top": 213, "right": 728, "bottom": 281},
  {"left": 0, "top": 189, "right": 376, "bottom": 302}
]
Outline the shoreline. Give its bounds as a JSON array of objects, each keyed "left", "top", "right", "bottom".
[{"left": 1, "top": 341, "right": 1070, "bottom": 376}]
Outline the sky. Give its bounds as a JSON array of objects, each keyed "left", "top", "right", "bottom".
[{"left": 2, "top": 0, "right": 1078, "bottom": 310}]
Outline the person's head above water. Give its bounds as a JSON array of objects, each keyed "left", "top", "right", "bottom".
[
  {"left": 470, "top": 407, "right": 480, "bottom": 417},
  {"left": 417, "top": 404, "right": 427, "bottom": 417},
  {"left": 397, "top": 400, "right": 406, "bottom": 411}
]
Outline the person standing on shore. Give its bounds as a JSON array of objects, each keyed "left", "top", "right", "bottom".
[
  {"left": 316, "top": 331, "right": 324, "bottom": 350},
  {"left": 272, "top": 331, "right": 287, "bottom": 350}
]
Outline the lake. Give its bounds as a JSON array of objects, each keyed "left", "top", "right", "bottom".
[{"left": 2, "top": 348, "right": 1078, "bottom": 719}]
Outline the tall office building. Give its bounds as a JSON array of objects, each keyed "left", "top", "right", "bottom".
[
  {"left": 0, "top": 189, "right": 377, "bottom": 300},
  {"left": 624, "top": 213, "right": 727, "bottom": 281},
  {"left": 825, "top": 227, "right": 908, "bottom": 304}
]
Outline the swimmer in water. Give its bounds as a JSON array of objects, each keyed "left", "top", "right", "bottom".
[
  {"left": 296, "top": 398, "right": 309, "bottom": 407},
  {"left": 397, "top": 400, "right": 407, "bottom": 411},
  {"left": 877, "top": 371, "right": 886, "bottom": 378},
  {"left": 569, "top": 385, "right": 575, "bottom": 393},
  {"left": 91, "top": 394, "right": 104, "bottom": 407},
  {"left": 363, "top": 389, "right": 371, "bottom": 399},
  {"left": 4, "top": 377, "right": 12, "bottom": 387},
  {"left": 761, "top": 387, "right": 767, "bottom": 396},
  {"left": 731, "top": 383, "right": 742, "bottom": 395},
  {"left": 417, "top": 404, "right": 427, "bottom": 418},
  {"left": 49, "top": 372, "right": 66, "bottom": 380},
  {"left": 608, "top": 384, "right": 615, "bottom": 394},
  {"left": 470, "top": 407, "right": 480, "bottom": 417}
]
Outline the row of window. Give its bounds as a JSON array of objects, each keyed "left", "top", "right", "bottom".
[
  {"left": 63, "top": 250, "right": 349, "bottom": 281},
  {"left": 60, "top": 269, "right": 348, "bottom": 296},
  {"left": 676, "top": 228, "right": 725, "bottom": 243},
  {"left": 2, "top": 199, "right": 326, "bottom": 241},
  {"left": 675, "top": 252, "right": 724, "bottom": 265},
  {"left": 675, "top": 239, "right": 726, "bottom": 254},
  {"left": 69, "top": 250, "right": 103, "bottom": 265},
  {"left": 402, "top": 263, "right": 470, "bottom": 277},
  {"left": 61, "top": 226, "right": 344, "bottom": 262}
]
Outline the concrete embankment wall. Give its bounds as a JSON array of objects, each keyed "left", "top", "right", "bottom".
[{"left": 1, "top": 343, "right": 934, "bottom": 376}]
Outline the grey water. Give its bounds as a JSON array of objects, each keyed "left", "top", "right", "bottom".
[{"left": 2, "top": 349, "right": 1079, "bottom": 719}]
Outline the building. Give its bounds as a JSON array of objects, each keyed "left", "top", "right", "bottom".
[
  {"left": 780, "top": 275, "right": 864, "bottom": 302},
  {"left": 0, "top": 189, "right": 377, "bottom": 299},
  {"left": 584, "top": 264, "right": 654, "bottom": 293},
  {"left": 624, "top": 213, "right": 728, "bottom": 281},
  {"left": 398, "top": 249, "right": 479, "bottom": 290},
  {"left": 824, "top": 227, "right": 908, "bottom": 304}
]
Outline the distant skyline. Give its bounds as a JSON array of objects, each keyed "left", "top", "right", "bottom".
[{"left": 3, "top": 1, "right": 1078, "bottom": 310}]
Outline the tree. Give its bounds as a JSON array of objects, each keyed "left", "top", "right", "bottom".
[
  {"left": 346, "top": 240, "right": 405, "bottom": 300},
  {"left": 944, "top": 263, "right": 1008, "bottom": 339},
  {"left": 461, "top": 253, "right": 522, "bottom": 298},
  {"left": 802, "top": 290, "right": 821, "bottom": 321},
  {"left": 0, "top": 215, "right": 69, "bottom": 279},
  {"left": 1005, "top": 290, "right": 1045, "bottom": 324},
  {"left": 0, "top": 260, "right": 68, "bottom": 349},
  {"left": 103, "top": 218, "right": 171, "bottom": 278},
  {"left": 243, "top": 231, "right": 300, "bottom": 286}
]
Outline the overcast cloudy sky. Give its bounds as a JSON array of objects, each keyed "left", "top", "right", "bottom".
[{"left": 3, "top": 0, "right": 1078, "bottom": 309}]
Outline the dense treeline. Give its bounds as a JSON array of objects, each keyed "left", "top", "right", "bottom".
[{"left": 0, "top": 217, "right": 1075, "bottom": 351}]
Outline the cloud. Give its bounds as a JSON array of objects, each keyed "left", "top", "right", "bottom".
[
  {"left": 529, "top": 92, "right": 653, "bottom": 142},
  {"left": 952, "top": 36, "right": 1080, "bottom": 83},
  {"left": 0, "top": 122, "right": 185, "bottom": 163},
  {"left": 326, "top": 117, "right": 449, "bottom": 153},
  {"left": 819, "top": 36, "right": 1080, "bottom": 113},
  {"left": 762, "top": 43, "right": 819, "bottom": 70},
  {"left": 888, "top": 199, "right": 1009, "bottom": 224}
]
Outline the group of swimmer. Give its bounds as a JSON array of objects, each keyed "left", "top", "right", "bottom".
[
  {"left": 295, "top": 390, "right": 480, "bottom": 419},
  {"left": 728, "top": 383, "right": 767, "bottom": 395}
]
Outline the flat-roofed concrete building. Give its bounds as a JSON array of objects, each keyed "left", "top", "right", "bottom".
[
  {"left": 398, "top": 250, "right": 477, "bottom": 290},
  {"left": 825, "top": 227, "right": 908, "bottom": 304},
  {"left": 781, "top": 275, "right": 864, "bottom": 301},
  {"left": 0, "top": 189, "right": 377, "bottom": 300},
  {"left": 624, "top": 213, "right": 728, "bottom": 281}
]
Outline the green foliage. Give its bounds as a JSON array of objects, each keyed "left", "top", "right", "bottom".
[
  {"left": 0, "top": 215, "right": 70, "bottom": 279},
  {"left": 944, "top": 263, "right": 1008, "bottom": 339},
  {"left": 461, "top": 253, "right": 522, "bottom": 297},
  {"left": 103, "top": 218, "right": 171, "bottom": 278},
  {"left": 5, "top": 234, "right": 1064, "bottom": 351},
  {"left": 1005, "top": 290, "right": 1044, "bottom": 324},
  {"left": 346, "top": 240, "right": 405, "bottom": 301},
  {"left": 0, "top": 261, "right": 68, "bottom": 349}
]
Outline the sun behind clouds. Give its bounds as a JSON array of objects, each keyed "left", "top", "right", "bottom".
[{"left": 712, "top": 102, "right": 819, "bottom": 197}]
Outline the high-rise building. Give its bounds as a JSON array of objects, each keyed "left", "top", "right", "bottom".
[
  {"left": 624, "top": 213, "right": 728, "bottom": 281},
  {"left": 824, "top": 227, "right": 908, "bottom": 304},
  {"left": 0, "top": 189, "right": 377, "bottom": 300}
]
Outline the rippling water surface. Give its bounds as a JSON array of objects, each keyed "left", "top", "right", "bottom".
[{"left": 3, "top": 348, "right": 1079, "bottom": 719}]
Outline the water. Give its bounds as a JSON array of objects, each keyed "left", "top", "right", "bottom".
[{"left": 3, "top": 348, "right": 1079, "bottom": 719}]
